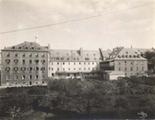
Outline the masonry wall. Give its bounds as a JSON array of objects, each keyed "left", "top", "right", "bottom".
[
  {"left": 114, "top": 59, "right": 148, "bottom": 77},
  {"left": 1, "top": 50, "right": 48, "bottom": 86}
]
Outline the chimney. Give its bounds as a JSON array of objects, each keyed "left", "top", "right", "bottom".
[{"left": 79, "top": 48, "right": 83, "bottom": 56}]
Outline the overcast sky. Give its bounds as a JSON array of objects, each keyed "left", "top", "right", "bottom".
[{"left": 0, "top": 0, "right": 155, "bottom": 50}]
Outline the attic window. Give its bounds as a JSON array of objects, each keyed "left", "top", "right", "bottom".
[
  {"left": 25, "top": 47, "right": 28, "bottom": 49},
  {"left": 126, "top": 52, "right": 128, "bottom": 54},
  {"left": 129, "top": 55, "right": 132, "bottom": 58},
  {"left": 12, "top": 46, "right": 15, "bottom": 49},
  {"left": 19, "top": 47, "right": 21, "bottom": 49},
  {"left": 31, "top": 47, "right": 34, "bottom": 49}
]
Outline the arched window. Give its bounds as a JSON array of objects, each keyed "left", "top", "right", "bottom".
[{"left": 5, "top": 67, "right": 10, "bottom": 72}]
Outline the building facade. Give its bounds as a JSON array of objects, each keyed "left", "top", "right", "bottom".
[
  {"left": 48, "top": 48, "right": 105, "bottom": 79},
  {"left": 100, "top": 47, "right": 148, "bottom": 79},
  {"left": 1, "top": 42, "right": 49, "bottom": 86}
]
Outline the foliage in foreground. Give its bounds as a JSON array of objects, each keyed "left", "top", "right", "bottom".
[{"left": 0, "top": 77, "right": 155, "bottom": 119}]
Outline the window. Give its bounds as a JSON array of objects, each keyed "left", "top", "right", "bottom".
[
  {"left": 42, "top": 54, "right": 45, "bottom": 58},
  {"left": 29, "top": 54, "right": 32, "bottom": 57},
  {"left": 137, "top": 67, "right": 138, "bottom": 71},
  {"left": 92, "top": 62, "right": 94, "bottom": 65},
  {"left": 142, "top": 66, "right": 144, "bottom": 71},
  {"left": 36, "top": 75, "right": 39, "bottom": 79},
  {"left": 15, "top": 53, "right": 18, "bottom": 57},
  {"left": 22, "top": 75, "right": 25, "bottom": 80},
  {"left": 125, "top": 61, "right": 127, "bottom": 64},
  {"left": 23, "top": 54, "right": 25, "bottom": 57},
  {"left": 130, "top": 67, "right": 133, "bottom": 71},
  {"left": 14, "top": 59, "right": 18, "bottom": 64},
  {"left": 57, "top": 68, "right": 59, "bottom": 71},
  {"left": 63, "top": 62, "right": 65, "bottom": 65},
  {"left": 30, "top": 75, "right": 32, "bottom": 79},
  {"left": 29, "top": 67, "right": 33, "bottom": 72},
  {"left": 5, "top": 59, "right": 10, "bottom": 64},
  {"left": 118, "top": 67, "right": 121, "bottom": 71},
  {"left": 5, "top": 67, "right": 10, "bottom": 72},
  {"left": 68, "top": 68, "right": 70, "bottom": 71},
  {"left": 21, "top": 67, "right": 26, "bottom": 71},
  {"left": 35, "top": 60, "right": 39, "bottom": 64},
  {"left": 29, "top": 60, "right": 32, "bottom": 64},
  {"left": 35, "top": 54, "right": 39, "bottom": 57},
  {"left": 68, "top": 62, "right": 70, "bottom": 65},
  {"left": 74, "top": 62, "right": 76, "bottom": 65},
  {"left": 41, "top": 60, "right": 45, "bottom": 64},
  {"left": 14, "top": 67, "right": 18, "bottom": 72},
  {"left": 6, "top": 53, "right": 10, "bottom": 57},
  {"left": 125, "top": 67, "right": 127, "bottom": 71},
  {"left": 41, "top": 67, "right": 45, "bottom": 72},
  {"left": 36, "top": 67, "right": 39, "bottom": 71},
  {"left": 23, "top": 60, "right": 25, "bottom": 64},
  {"left": 57, "top": 62, "right": 59, "bottom": 65},
  {"left": 51, "top": 73, "right": 54, "bottom": 76},
  {"left": 79, "top": 62, "right": 81, "bottom": 65},
  {"left": 63, "top": 68, "right": 65, "bottom": 71}
]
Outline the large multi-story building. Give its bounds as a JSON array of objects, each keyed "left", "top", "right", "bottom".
[
  {"left": 48, "top": 48, "right": 109, "bottom": 79},
  {"left": 100, "top": 47, "right": 148, "bottom": 79},
  {"left": 0, "top": 41, "right": 150, "bottom": 86},
  {"left": 1, "top": 41, "right": 49, "bottom": 86}
]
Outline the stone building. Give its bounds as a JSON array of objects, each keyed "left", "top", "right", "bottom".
[
  {"left": 100, "top": 47, "right": 148, "bottom": 79},
  {"left": 1, "top": 41, "right": 49, "bottom": 86},
  {"left": 48, "top": 48, "right": 108, "bottom": 79}
]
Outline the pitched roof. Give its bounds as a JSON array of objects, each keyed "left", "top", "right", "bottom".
[
  {"left": 2, "top": 41, "right": 49, "bottom": 51},
  {"left": 49, "top": 49, "right": 103, "bottom": 61},
  {"left": 109, "top": 47, "right": 147, "bottom": 60}
]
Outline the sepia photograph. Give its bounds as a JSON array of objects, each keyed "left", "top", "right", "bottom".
[{"left": 0, "top": 0, "right": 155, "bottom": 119}]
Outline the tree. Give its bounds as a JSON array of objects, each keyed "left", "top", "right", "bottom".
[{"left": 145, "top": 51, "right": 155, "bottom": 73}]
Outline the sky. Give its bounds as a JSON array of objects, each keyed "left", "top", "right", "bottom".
[{"left": 0, "top": 0, "right": 155, "bottom": 50}]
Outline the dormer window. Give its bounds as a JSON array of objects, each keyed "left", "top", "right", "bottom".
[
  {"left": 19, "top": 47, "right": 21, "bottom": 49},
  {"left": 25, "top": 47, "right": 28, "bottom": 49},
  {"left": 12, "top": 46, "right": 15, "bottom": 49}
]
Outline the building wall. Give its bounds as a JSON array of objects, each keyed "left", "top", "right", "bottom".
[
  {"left": 114, "top": 59, "right": 148, "bottom": 77},
  {"left": 48, "top": 61, "right": 100, "bottom": 77},
  {"left": 1, "top": 50, "right": 48, "bottom": 86}
]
